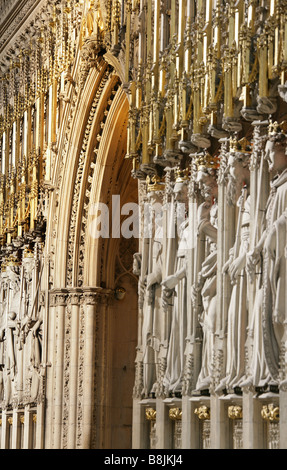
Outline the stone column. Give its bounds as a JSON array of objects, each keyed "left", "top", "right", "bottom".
[
  {"left": 247, "top": 121, "right": 269, "bottom": 352},
  {"left": 280, "top": 389, "right": 287, "bottom": 448},
  {"left": 52, "top": 290, "right": 67, "bottom": 448},
  {"left": 23, "top": 406, "right": 34, "bottom": 449},
  {"left": 193, "top": 399, "right": 211, "bottom": 449},
  {"left": 228, "top": 404, "right": 243, "bottom": 449},
  {"left": 168, "top": 406, "right": 182, "bottom": 449},
  {"left": 67, "top": 290, "right": 81, "bottom": 448},
  {"left": 146, "top": 405, "right": 157, "bottom": 449},
  {"left": 0, "top": 413, "right": 2, "bottom": 449},
  {"left": 261, "top": 401, "right": 280, "bottom": 449},
  {"left": 215, "top": 138, "right": 235, "bottom": 388},
  {"left": 210, "top": 395, "right": 228, "bottom": 449},
  {"left": 82, "top": 291, "right": 97, "bottom": 449},
  {"left": 189, "top": 398, "right": 202, "bottom": 448},
  {"left": 44, "top": 291, "right": 57, "bottom": 448},
  {"left": 156, "top": 398, "right": 172, "bottom": 448},
  {"left": 81, "top": 288, "right": 113, "bottom": 448},
  {"left": 11, "top": 407, "right": 21, "bottom": 449},
  {"left": 35, "top": 403, "right": 44, "bottom": 449},
  {"left": 181, "top": 395, "right": 192, "bottom": 448},
  {"left": 242, "top": 388, "right": 264, "bottom": 448},
  {"left": 132, "top": 399, "right": 149, "bottom": 449},
  {"left": 1, "top": 411, "right": 9, "bottom": 449}
]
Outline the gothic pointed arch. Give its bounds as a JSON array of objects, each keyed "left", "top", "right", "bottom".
[{"left": 42, "top": 24, "right": 138, "bottom": 446}]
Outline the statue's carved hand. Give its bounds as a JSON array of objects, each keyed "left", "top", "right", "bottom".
[
  {"left": 161, "top": 274, "right": 178, "bottom": 290},
  {"left": 228, "top": 253, "right": 246, "bottom": 284},
  {"left": 264, "top": 228, "right": 276, "bottom": 260},
  {"left": 246, "top": 247, "right": 261, "bottom": 279},
  {"left": 197, "top": 202, "right": 211, "bottom": 226},
  {"left": 161, "top": 286, "right": 174, "bottom": 310}
]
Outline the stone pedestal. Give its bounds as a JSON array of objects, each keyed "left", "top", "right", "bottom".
[
  {"left": 242, "top": 389, "right": 264, "bottom": 449},
  {"left": 280, "top": 390, "right": 287, "bottom": 449}
]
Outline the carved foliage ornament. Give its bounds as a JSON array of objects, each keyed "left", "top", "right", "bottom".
[
  {"left": 169, "top": 407, "right": 182, "bottom": 421},
  {"left": 228, "top": 405, "right": 243, "bottom": 420},
  {"left": 261, "top": 404, "right": 279, "bottom": 422},
  {"left": 194, "top": 405, "right": 210, "bottom": 420},
  {"left": 145, "top": 407, "right": 156, "bottom": 421}
]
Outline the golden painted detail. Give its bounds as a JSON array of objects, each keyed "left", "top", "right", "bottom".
[
  {"left": 7, "top": 417, "right": 13, "bottom": 425},
  {"left": 169, "top": 408, "right": 182, "bottom": 421},
  {"left": 0, "top": 2, "right": 286, "bottom": 244},
  {"left": 261, "top": 404, "right": 279, "bottom": 422},
  {"left": 194, "top": 406, "right": 210, "bottom": 421},
  {"left": 32, "top": 414, "right": 37, "bottom": 424},
  {"left": 145, "top": 407, "right": 157, "bottom": 421},
  {"left": 6, "top": 254, "right": 21, "bottom": 267},
  {"left": 23, "top": 247, "right": 34, "bottom": 258},
  {"left": 195, "top": 153, "right": 220, "bottom": 170},
  {"left": 20, "top": 415, "right": 25, "bottom": 425},
  {"left": 228, "top": 405, "right": 243, "bottom": 420},
  {"left": 229, "top": 137, "right": 253, "bottom": 154},
  {"left": 268, "top": 120, "right": 287, "bottom": 136},
  {"left": 175, "top": 168, "right": 190, "bottom": 183},
  {"left": 122, "top": 0, "right": 287, "bottom": 175},
  {"left": 146, "top": 175, "right": 165, "bottom": 192}
]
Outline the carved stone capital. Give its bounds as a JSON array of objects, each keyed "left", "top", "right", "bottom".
[
  {"left": 67, "top": 288, "right": 83, "bottom": 305},
  {"left": 49, "top": 289, "right": 68, "bottom": 307},
  {"left": 82, "top": 287, "right": 114, "bottom": 306}
]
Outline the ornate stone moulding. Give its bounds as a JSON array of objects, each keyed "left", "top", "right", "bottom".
[
  {"left": 0, "top": 0, "right": 48, "bottom": 61},
  {"left": 49, "top": 286, "right": 114, "bottom": 306}
]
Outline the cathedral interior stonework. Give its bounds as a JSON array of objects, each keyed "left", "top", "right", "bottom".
[{"left": 0, "top": 0, "right": 287, "bottom": 450}]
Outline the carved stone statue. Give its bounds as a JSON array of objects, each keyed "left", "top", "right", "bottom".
[
  {"left": 262, "top": 122, "right": 287, "bottom": 383},
  {"left": 22, "top": 252, "right": 35, "bottom": 320},
  {"left": 0, "top": 259, "right": 21, "bottom": 404},
  {"left": 132, "top": 252, "right": 141, "bottom": 277},
  {"left": 6, "top": 263, "right": 21, "bottom": 313},
  {"left": 20, "top": 250, "right": 44, "bottom": 402},
  {"left": 162, "top": 176, "right": 189, "bottom": 395},
  {"left": 141, "top": 190, "right": 163, "bottom": 396},
  {"left": 27, "top": 310, "right": 43, "bottom": 401},
  {"left": 245, "top": 121, "right": 287, "bottom": 387},
  {"left": 216, "top": 146, "right": 251, "bottom": 393},
  {"left": 0, "top": 311, "right": 19, "bottom": 404},
  {"left": 194, "top": 164, "right": 218, "bottom": 392}
]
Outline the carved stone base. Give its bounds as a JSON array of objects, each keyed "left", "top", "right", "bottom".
[
  {"left": 190, "top": 133, "right": 211, "bottom": 149},
  {"left": 222, "top": 118, "right": 242, "bottom": 133},
  {"left": 256, "top": 96, "right": 277, "bottom": 115}
]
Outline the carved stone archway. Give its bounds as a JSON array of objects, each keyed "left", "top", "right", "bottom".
[{"left": 44, "top": 42, "right": 138, "bottom": 449}]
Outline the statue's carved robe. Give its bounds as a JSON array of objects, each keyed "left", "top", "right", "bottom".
[
  {"left": 224, "top": 195, "right": 250, "bottom": 390},
  {"left": 263, "top": 169, "right": 287, "bottom": 381},
  {"left": 196, "top": 202, "right": 218, "bottom": 391},
  {"left": 142, "top": 234, "right": 163, "bottom": 396},
  {"left": 163, "top": 218, "right": 189, "bottom": 394}
]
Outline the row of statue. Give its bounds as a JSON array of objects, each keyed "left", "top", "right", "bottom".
[
  {"left": 0, "top": 247, "right": 43, "bottom": 407},
  {"left": 133, "top": 120, "right": 287, "bottom": 399}
]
